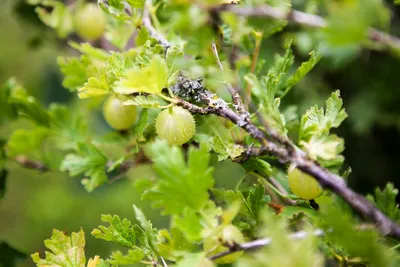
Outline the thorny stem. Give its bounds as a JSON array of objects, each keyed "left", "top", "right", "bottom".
[
  {"left": 141, "top": 3, "right": 400, "bottom": 241},
  {"left": 208, "top": 229, "right": 325, "bottom": 261}
]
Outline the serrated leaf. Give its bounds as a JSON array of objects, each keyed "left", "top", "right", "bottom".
[
  {"left": 300, "top": 134, "right": 344, "bottom": 161},
  {"left": 318, "top": 196, "right": 395, "bottom": 267},
  {"left": 132, "top": 109, "right": 149, "bottom": 142},
  {"left": 166, "top": 46, "right": 184, "bottom": 76},
  {"left": 135, "top": 27, "right": 153, "bottom": 47},
  {"left": 91, "top": 214, "right": 144, "bottom": 248},
  {"left": 115, "top": 55, "right": 168, "bottom": 95},
  {"left": 98, "top": 0, "right": 131, "bottom": 21},
  {"left": 367, "top": 183, "right": 400, "bottom": 221},
  {"left": 245, "top": 184, "right": 268, "bottom": 222},
  {"left": 133, "top": 205, "right": 152, "bottom": 233},
  {"left": 171, "top": 208, "right": 203, "bottom": 242},
  {"left": 31, "top": 229, "right": 86, "bottom": 267},
  {"left": 245, "top": 73, "right": 287, "bottom": 135},
  {"left": 48, "top": 104, "right": 88, "bottom": 151},
  {"left": 157, "top": 228, "right": 198, "bottom": 261},
  {"left": 69, "top": 42, "right": 109, "bottom": 60},
  {"left": 242, "top": 157, "right": 273, "bottom": 177},
  {"left": 58, "top": 57, "right": 90, "bottom": 92},
  {"left": 7, "top": 128, "right": 49, "bottom": 157},
  {"left": 299, "top": 90, "right": 347, "bottom": 164},
  {"left": 108, "top": 248, "right": 145, "bottom": 265},
  {"left": 31, "top": 1, "right": 74, "bottom": 38},
  {"left": 211, "top": 127, "right": 245, "bottom": 161},
  {"left": 142, "top": 140, "right": 214, "bottom": 215},
  {"left": 0, "top": 78, "right": 18, "bottom": 126},
  {"left": 123, "top": 95, "right": 161, "bottom": 108},
  {"left": 9, "top": 88, "right": 50, "bottom": 126},
  {"left": 87, "top": 256, "right": 109, "bottom": 267},
  {"left": 282, "top": 50, "right": 321, "bottom": 97},
  {"left": 78, "top": 76, "right": 110, "bottom": 99},
  {"left": 60, "top": 142, "right": 107, "bottom": 192}
]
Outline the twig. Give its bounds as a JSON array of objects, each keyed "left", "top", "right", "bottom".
[
  {"left": 142, "top": 4, "right": 400, "bottom": 240},
  {"left": 178, "top": 81, "right": 400, "bottom": 240},
  {"left": 142, "top": 0, "right": 170, "bottom": 49},
  {"left": 215, "top": 4, "right": 400, "bottom": 53},
  {"left": 14, "top": 156, "right": 48, "bottom": 172},
  {"left": 209, "top": 229, "right": 324, "bottom": 261}
]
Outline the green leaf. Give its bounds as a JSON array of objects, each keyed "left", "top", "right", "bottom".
[
  {"left": 133, "top": 205, "right": 152, "bottom": 233},
  {"left": 31, "top": 229, "right": 86, "bottom": 267},
  {"left": 29, "top": 0, "right": 74, "bottom": 38},
  {"left": 299, "top": 91, "right": 347, "bottom": 163},
  {"left": 242, "top": 157, "right": 273, "bottom": 177},
  {"left": 123, "top": 95, "right": 162, "bottom": 108},
  {"left": 9, "top": 88, "right": 50, "bottom": 127},
  {"left": 108, "top": 248, "right": 145, "bottom": 265},
  {"left": 245, "top": 184, "right": 268, "bottom": 223},
  {"left": 132, "top": 109, "right": 149, "bottom": 142},
  {"left": 245, "top": 73, "right": 287, "bottom": 135},
  {"left": 115, "top": 55, "right": 169, "bottom": 95},
  {"left": 318, "top": 196, "right": 396, "bottom": 267},
  {"left": 0, "top": 78, "right": 18, "bottom": 126},
  {"left": 213, "top": 134, "right": 245, "bottom": 161},
  {"left": 166, "top": 46, "right": 184, "bottom": 76},
  {"left": 60, "top": 142, "right": 107, "bottom": 192},
  {"left": 126, "top": 0, "right": 145, "bottom": 9},
  {"left": 91, "top": 214, "right": 144, "bottom": 248},
  {"left": 171, "top": 208, "right": 203, "bottom": 242},
  {"left": 69, "top": 42, "right": 109, "bottom": 60},
  {"left": 142, "top": 140, "right": 214, "bottom": 215},
  {"left": 135, "top": 28, "right": 153, "bottom": 47},
  {"left": 0, "top": 242, "right": 26, "bottom": 267},
  {"left": 7, "top": 128, "right": 49, "bottom": 157},
  {"left": 367, "top": 183, "right": 400, "bottom": 221},
  {"left": 48, "top": 104, "right": 88, "bottom": 151},
  {"left": 78, "top": 76, "right": 110, "bottom": 99},
  {"left": 174, "top": 253, "right": 214, "bottom": 267},
  {"left": 237, "top": 208, "right": 323, "bottom": 267},
  {"left": 57, "top": 56, "right": 97, "bottom": 92},
  {"left": 282, "top": 50, "right": 321, "bottom": 97},
  {"left": 302, "top": 134, "right": 345, "bottom": 162},
  {"left": 98, "top": 0, "right": 131, "bottom": 21},
  {"left": 157, "top": 228, "right": 198, "bottom": 261},
  {"left": 105, "top": 20, "right": 135, "bottom": 51}
]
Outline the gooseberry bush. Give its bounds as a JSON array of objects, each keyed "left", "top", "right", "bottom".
[{"left": 2, "top": 0, "right": 400, "bottom": 266}]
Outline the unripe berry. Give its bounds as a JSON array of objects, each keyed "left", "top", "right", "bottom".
[
  {"left": 155, "top": 106, "right": 195, "bottom": 145},
  {"left": 103, "top": 95, "right": 136, "bottom": 130},
  {"left": 74, "top": 3, "right": 106, "bottom": 41},
  {"left": 288, "top": 167, "right": 322, "bottom": 200}
]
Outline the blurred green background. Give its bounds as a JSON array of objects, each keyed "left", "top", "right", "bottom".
[{"left": 1, "top": 0, "right": 400, "bottom": 266}]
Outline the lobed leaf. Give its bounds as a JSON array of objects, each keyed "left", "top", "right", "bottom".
[
  {"left": 142, "top": 140, "right": 214, "bottom": 215},
  {"left": 31, "top": 229, "right": 86, "bottom": 267}
]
